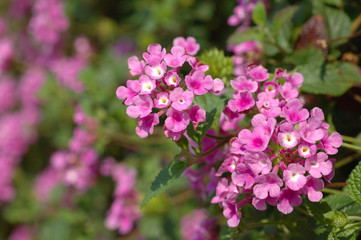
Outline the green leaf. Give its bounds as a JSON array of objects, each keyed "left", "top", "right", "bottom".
[
  {"left": 40, "top": 219, "right": 70, "bottom": 240},
  {"left": 227, "top": 27, "right": 263, "bottom": 45},
  {"left": 141, "top": 154, "right": 188, "bottom": 208},
  {"left": 252, "top": 2, "right": 267, "bottom": 26},
  {"left": 272, "top": 6, "right": 298, "bottom": 35},
  {"left": 321, "top": 6, "right": 351, "bottom": 46},
  {"left": 324, "top": 193, "right": 361, "bottom": 216},
  {"left": 324, "top": 211, "right": 348, "bottom": 228},
  {"left": 305, "top": 200, "right": 333, "bottom": 225},
  {"left": 322, "top": 0, "right": 342, "bottom": 6},
  {"left": 347, "top": 161, "right": 361, "bottom": 205}
]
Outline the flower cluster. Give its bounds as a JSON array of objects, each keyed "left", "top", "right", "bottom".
[
  {"left": 101, "top": 159, "right": 141, "bottom": 235},
  {"left": 228, "top": 41, "right": 262, "bottom": 76},
  {"left": 117, "top": 37, "right": 224, "bottom": 141},
  {"left": 211, "top": 66, "right": 342, "bottom": 227},
  {"left": 181, "top": 208, "right": 219, "bottom": 240},
  {"left": 228, "top": 0, "right": 268, "bottom": 31}
]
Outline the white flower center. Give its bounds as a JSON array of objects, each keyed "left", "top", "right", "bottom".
[
  {"left": 282, "top": 133, "right": 296, "bottom": 148},
  {"left": 290, "top": 171, "right": 300, "bottom": 182},
  {"left": 142, "top": 82, "right": 153, "bottom": 92},
  {"left": 158, "top": 97, "right": 169, "bottom": 105}
]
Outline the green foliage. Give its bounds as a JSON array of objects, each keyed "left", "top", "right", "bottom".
[
  {"left": 227, "top": 27, "right": 263, "bottom": 45},
  {"left": 252, "top": 2, "right": 267, "bottom": 26},
  {"left": 199, "top": 48, "right": 234, "bottom": 84},
  {"left": 347, "top": 161, "right": 361, "bottom": 205},
  {"left": 141, "top": 154, "right": 188, "bottom": 208}
]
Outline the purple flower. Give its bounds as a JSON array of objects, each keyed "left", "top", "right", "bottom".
[
  {"left": 164, "top": 46, "right": 187, "bottom": 68},
  {"left": 139, "top": 75, "right": 156, "bottom": 95},
  {"left": 0, "top": 77, "right": 16, "bottom": 113},
  {"left": 231, "top": 163, "right": 256, "bottom": 189},
  {"left": 222, "top": 201, "right": 242, "bottom": 227},
  {"left": 279, "top": 82, "right": 299, "bottom": 100},
  {"left": 127, "top": 56, "right": 145, "bottom": 76},
  {"left": 164, "top": 70, "right": 181, "bottom": 87},
  {"left": 277, "top": 122, "right": 300, "bottom": 149},
  {"left": 211, "top": 78, "right": 225, "bottom": 95},
  {"left": 228, "top": 91, "right": 255, "bottom": 113},
  {"left": 283, "top": 163, "right": 307, "bottom": 191},
  {"left": 299, "top": 118, "right": 325, "bottom": 144},
  {"left": 164, "top": 129, "right": 184, "bottom": 141},
  {"left": 244, "top": 151, "right": 272, "bottom": 174},
  {"left": 173, "top": 36, "right": 200, "bottom": 56},
  {"left": 263, "top": 81, "right": 279, "bottom": 97},
  {"left": 248, "top": 65, "right": 269, "bottom": 82},
  {"left": 252, "top": 196, "right": 277, "bottom": 211},
  {"left": 230, "top": 76, "right": 258, "bottom": 93},
  {"left": 144, "top": 61, "right": 167, "bottom": 79},
  {"left": 238, "top": 127, "right": 271, "bottom": 152},
  {"left": 170, "top": 87, "right": 194, "bottom": 111},
  {"left": 256, "top": 92, "right": 281, "bottom": 117},
  {"left": 305, "top": 152, "right": 333, "bottom": 178},
  {"left": 116, "top": 80, "right": 141, "bottom": 105},
  {"left": 298, "top": 141, "right": 317, "bottom": 158},
  {"left": 286, "top": 72, "right": 303, "bottom": 87},
  {"left": 277, "top": 188, "right": 302, "bottom": 214},
  {"left": 185, "top": 70, "right": 213, "bottom": 95},
  {"left": 321, "top": 132, "right": 342, "bottom": 155},
  {"left": 282, "top": 99, "right": 309, "bottom": 124},
  {"left": 303, "top": 176, "right": 324, "bottom": 202},
  {"left": 181, "top": 209, "right": 218, "bottom": 240},
  {"left": 251, "top": 114, "right": 276, "bottom": 135},
  {"left": 189, "top": 105, "right": 206, "bottom": 129},
  {"left": 154, "top": 92, "right": 171, "bottom": 108},
  {"left": 165, "top": 108, "right": 190, "bottom": 132},
  {"left": 126, "top": 95, "right": 153, "bottom": 118},
  {"left": 253, "top": 173, "right": 283, "bottom": 199},
  {"left": 142, "top": 43, "right": 166, "bottom": 66},
  {"left": 135, "top": 113, "right": 159, "bottom": 138}
]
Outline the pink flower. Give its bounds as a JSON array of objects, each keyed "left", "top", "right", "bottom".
[
  {"left": 164, "top": 46, "right": 187, "bottom": 68},
  {"left": 231, "top": 163, "right": 256, "bottom": 189},
  {"left": 0, "top": 77, "right": 16, "bottom": 113},
  {"left": 127, "top": 56, "right": 145, "bottom": 76},
  {"left": 164, "top": 129, "right": 184, "bottom": 141},
  {"left": 238, "top": 127, "right": 271, "bottom": 152},
  {"left": 126, "top": 95, "right": 153, "bottom": 118},
  {"left": 256, "top": 92, "right": 281, "bottom": 117},
  {"left": 283, "top": 163, "right": 307, "bottom": 191},
  {"left": 253, "top": 173, "right": 283, "bottom": 199},
  {"left": 251, "top": 114, "right": 276, "bottom": 135},
  {"left": 286, "top": 72, "right": 304, "bottom": 87},
  {"left": 181, "top": 209, "right": 218, "bottom": 240},
  {"left": 189, "top": 105, "right": 206, "bottom": 129},
  {"left": 321, "top": 132, "right": 342, "bottom": 155},
  {"left": 230, "top": 76, "right": 258, "bottom": 93},
  {"left": 116, "top": 80, "right": 141, "bottom": 105},
  {"left": 303, "top": 176, "right": 324, "bottom": 202},
  {"left": 144, "top": 61, "right": 167, "bottom": 79},
  {"left": 185, "top": 70, "right": 213, "bottom": 95},
  {"left": 228, "top": 91, "right": 255, "bottom": 113},
  {"left": 219, "top": 112, "right": 244, "bottom": 135},
  {"left": 282, "top": 99, "right": 309, "bottom": 124},
  {"left": 263, "top": 81, "right": 279, "bottom": 97},
  {"left": 211, "top": 78, "right": 225, "bottom": 95},
  {"left": 244, "top": 151, "right": 272, "bottom": 174},
  {"left": 279, "top": 82, "right": 299, "bottom": 100},
  {"left": 248, "top": 65, "right": 269, "bottom": 82},
  {"left": 299, "top": 118, "right": 325, "bottom": 144},
  {"left": 277, "top": 188, "right": 302, "bottom": 214},
  {"left": 305, "top": 152, "right": 333, "bottom": 178},
  {"left": 142, "top": 43, "right": 166, "bottom": 66},
  {"left": 170, "top": 87, "right": 194, "bottom": 111},
  {"left": 164, "top": 70, "right": 181, "bottom": 87},
  {"left": 135, "top": 113, "right": 159, "bottom": 138},
  {"left": 298, "top": 142, "right": 317, "bottom": 158},
  {"left": 154, "top": 92, "right": 171, "bottom": 108},
  {"left": 139, "top": 75, "right": 156, "bottom": 95},
  {"left": 222, "top": 201, "right": 242, "bottom": 227},
  {"left": 277, "top": 122, "right": 300, "bottom": 149},
  {"left": 165, "top": 108, "right": 190, "bottom": 132},
  {"left": 0, "top": 38, "right": 13, "bottom": 73},
  {"left": 173, "top": 36, "right": 200, "bottom": 55}
]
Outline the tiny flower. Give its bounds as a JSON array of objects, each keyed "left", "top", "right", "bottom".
[
  {"left": 279, "top": 82, "right": 299, "bottom": 100},
  {"left": 145, "top": 61, "right": 167, "bottom": 79},
  {"left": 164, "top": 129, "right": 185, "bottom": 141},
  {"left": 139, "top": 75, "right": 156, "bottom": 95},
  {"left": 116, "top": 80, "right": 141, "bottom": 105},
  {"left": 142, "top": 43, "right": 166, "bottom": 66},
  {"left": 251, "top": 114, "right": 276, "bottom": 135},
  {"left": 244, "top": 151, "right": 272, "bottom": 174},
  {"left": 298, "top": 141, "right": 317, "bottom": 158},
  {"left": 263, "top": 81, "right": 279, "bottom": 97},
  {"left": 185, "top": 70, "right": 213, "bottom": 95},
  {"left": 222, "top": 201, "right": 242, "bottom": 227},
  {"left": 211, "top": 78, "right": 225, "bottom": 95},
  {"left": 282, "top": 99, "right": 309, "bottom": 124},
  {"left": 303, "top": 176, "right": 324, "bottom": 202},
  {"left": 248, "top": 65, "right": 269, "bottom": 82},
  {"left": 277, "top": 188, "right": 302, "bottom": 214},
  {"left": 154, "top": 92, "right": 170, "bottom": 108},
  {"left": 135, "top": 113, "right": 159, "bottom": 138},
  {"left": 256, "top": 92, "right": 281, "bottom": 117},
  {"left": 231, "top": 163, "right": 256, "bottom": 189},
  {"left": 228, "top": 91, "right": 255, "bottom": 113},
  {"left": 173, "top": 36, "right": 200, "bottom": 55},
  {"left": 164, "top": 108, "right": 190, "bottom": 132},
  {"left": 127, "top": 56, "right": 145, "bottom": 76},
  {"left": 321, "top": 132, "right": 342, "bottom": 155},
  {"left": 164, "top": 46, "right": 187, "bottom": 68},
  {"left": 286, "top": 72, "right": 303, "bottom": 88},
  {"left": 253, "top": 173, "right": 283, "bottom": 199},
  {"left": 230, "top": 76, "right": 258, "bottom": 93},
  {"left": 238, "top": 127, "right": 271, "bottom": 152},
  {"left": 126, "top": 95, "right": 153, "bottom": 118},
  {"left": 305, "top": 152, "right": 333, "bottom": 178},
  {"left": 170, "top": 87, "right": 194, "bottom": 111},
  {"left": 252, "top": 196, "right": 277, "bottom": 211},
  {"left": 278, "top": 122, "right": 300, "bottom": 149},
  {"left": 189, "top": 104, "right": 206, "bottom": 129},
  {"left": 164, "top": 70, "right": 181, "bottom": 87},
  {"left": 299, "top": 118, "right": 325, "bottom": 144},
  {"left": 283, "top": 163, "right": 307, "bottom": 191}
]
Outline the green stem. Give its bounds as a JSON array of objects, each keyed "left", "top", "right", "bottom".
[
  {"left": 245, "top": 218, "right": 306, "bottom": 228},
  {"left": 341, "top": 142, "right": 361, "bottom": 152},
  {"left": 344, "top": 222, "right": 361, "bottom": 229},
  {"left": 342, "top": 135, "right": 361, "bottom": 144},
  {"left": 322, "top": 188, "right": 343, "bottom": 194},
  {"left": 334, "top": 153, "right": 361, "bottom": 168}
]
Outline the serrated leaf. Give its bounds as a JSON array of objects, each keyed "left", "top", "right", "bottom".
[
  {"left": 252, "top": 2, "right": 267, "bottom": 26},
  {"left": 227, "top": 27, "right": 263, "bottom": 45},
  {"left": 141, "top": 154, "right": 188, "bottom": 208},
  {"left": 272, "top": 6, "right": 298, "bottom": 34},
  {"left": 324, "top": 211, "right": 348, "bottom": 228},
  {"left": 324, "top": 193, "right": 361, "bottom": 216},
  {"left": 347, "top": 161, "right": 361, "bottom": 205}
]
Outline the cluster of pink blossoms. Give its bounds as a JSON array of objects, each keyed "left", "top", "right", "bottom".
[
  {"left": 101, "top": 159, "right": 141, "bottom": 235},
  {"left": 211, "top": 66, "right": 342, "bottom": 227},
  {"left": 228, "top": 0, "right": 268, "bottom": 31},
  {"left": 116, "top": 37, "right": 224, "bottom": 141}
]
